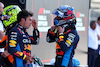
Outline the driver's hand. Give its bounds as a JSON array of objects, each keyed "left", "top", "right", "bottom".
[
  {"left": 1, "top": 50, "right": 10, "bottom": 58},
  {"left": 58, "top": 26, "right": 64, "bottom": 33},
  {"left": 25, "top": 56, "right": 35, "bottom": 63},
  {"left": 32, "top": 19, "right": 37, "bottom": 29}
]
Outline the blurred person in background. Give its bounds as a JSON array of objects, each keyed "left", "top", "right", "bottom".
[
  {"left": 88, "top": 21, "right": 98, "bottom": 67},
  {"left": 95, "top": 16, "right": 100, "bottom": 55},
  {"left": 94, "top": 17, "right": 100, "bottom": 67},
  {"left": 0, "top": 2, "right": 12, "bottom": 67}
]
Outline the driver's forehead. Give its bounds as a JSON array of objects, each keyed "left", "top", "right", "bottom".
[{"left": 26, "top": 16, "right": 33, "bottom": 20}]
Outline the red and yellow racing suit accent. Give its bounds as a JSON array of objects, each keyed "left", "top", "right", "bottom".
[{"left": 7, "top": 24, "right": 39, "bottom": 67}]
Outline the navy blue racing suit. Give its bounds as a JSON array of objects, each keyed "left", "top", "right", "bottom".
[
  {"left": 7, "top": 24, "right": 39, "bottom": 67},
  {"left": 46, "top": 26, "right": 79, "bottom": 67}
]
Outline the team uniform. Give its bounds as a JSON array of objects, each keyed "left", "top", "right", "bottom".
[
  {"left": 47, "top": 25, "right": 79, "bottom": 67},
  {"left": 7, "top": 24, "right": 39, "bottom": 67},
  {"left": 46, "top": 5, "right": 80, "bottom": 67}
]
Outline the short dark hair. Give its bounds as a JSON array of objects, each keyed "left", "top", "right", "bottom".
[
  {"left": 97, "top": 16, "right": 100, "bottom": 21},
  {"left": 17, "top": 10, "right": 33, "bottom": 22},
  {"left": 90, "top": 20, "right": 96, "bottom": 26}
]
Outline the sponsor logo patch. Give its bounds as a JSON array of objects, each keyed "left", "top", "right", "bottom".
[
  {"left": 9, "top": 40, "right": 17, "bottom": 47},
  {"left": 14, "top": 51, "right": 23, "bottom": 56},
  {"left": 59, "top": 36, "right": 64, "bottom": 41}
]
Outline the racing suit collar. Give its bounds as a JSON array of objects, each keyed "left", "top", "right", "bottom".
[
  {"left": 18, "top": 24, "right": 24, "bottom": 29},
  {"left": 18, "top": 24, "right": 27, "bottom": 33}
]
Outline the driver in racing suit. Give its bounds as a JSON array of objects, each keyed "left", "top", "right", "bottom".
[
  {"left": 46, "top": 5, "right": 80, "bottom": 67},
  {"left": 7, "top": 10, "right": 39, "bottom": 67}
]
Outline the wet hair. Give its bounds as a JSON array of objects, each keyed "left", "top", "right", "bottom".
[
  {"left": 17, "top": 10, "right": 33, "bottom": 22},
  {"left": 90, "top": 21, "right": 96, "bottom": 26}
]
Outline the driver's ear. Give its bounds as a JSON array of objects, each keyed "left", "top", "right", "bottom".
[{"left": 21, "top": 18, "right": 25, "bottom": 22}]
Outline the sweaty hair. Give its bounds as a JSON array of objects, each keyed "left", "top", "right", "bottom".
[
  {"left": 90, "top": 20, "right": 96, "bottom": 26},
  {"left": 17, "top": 10, "right": 33, "bottom": 22}
]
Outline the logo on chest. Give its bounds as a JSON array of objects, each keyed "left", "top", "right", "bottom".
[
  {"left": 23, "top": 39, "right": 31, "bottom": 43},
  {"left": 24, "top": 44, "right": 31, "bottom": 51}
]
